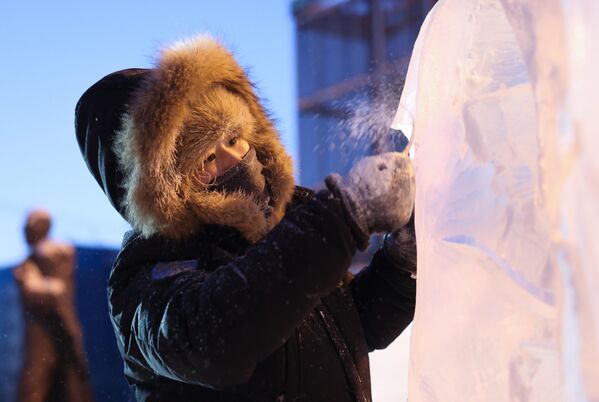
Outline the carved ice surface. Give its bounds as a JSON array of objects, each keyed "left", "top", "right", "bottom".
[{"left": 392, "top": 0, "right": 599, "bottom": 401}]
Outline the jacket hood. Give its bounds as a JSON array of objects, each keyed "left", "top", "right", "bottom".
[{"left": 76, "top": 35, "right": 295, "bottom": 242}]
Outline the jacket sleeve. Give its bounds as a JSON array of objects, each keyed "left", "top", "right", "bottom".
[
  {"left": 349, "top": 246, "right": 417, "bottom": 352},
  {"left": 110, "top": 191, "right": 359, "bottom": 389}
]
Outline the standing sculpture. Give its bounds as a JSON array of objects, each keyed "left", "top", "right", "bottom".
[{"left": 13, "top": 209, "right": 94, "bottom": 402}]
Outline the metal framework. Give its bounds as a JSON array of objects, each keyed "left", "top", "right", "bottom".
[{"left": 294, "top": 0, "right": 436, "bottom": 117}]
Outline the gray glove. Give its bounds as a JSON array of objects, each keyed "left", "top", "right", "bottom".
[{"left": 325, "top": 152, "right": 415, "bottom": 236}]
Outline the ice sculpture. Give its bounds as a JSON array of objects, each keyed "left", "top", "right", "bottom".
[{"left": 392, "top": 0, "right": 599, "bottom": 401}]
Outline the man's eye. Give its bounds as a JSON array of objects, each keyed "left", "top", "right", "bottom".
[
  {"left": 228, "top": 136, "right": 238, "bottom": 146},
  {"left": 205, "top": 153, "right": 216, "bottom": 163}
]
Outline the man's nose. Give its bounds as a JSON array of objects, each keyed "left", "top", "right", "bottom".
[{"left": 215, "top": 143, "right": 244, "bottom": 173}]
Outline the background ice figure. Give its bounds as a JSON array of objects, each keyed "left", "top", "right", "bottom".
[{"left": 393, "top": 0, "right": 599, "bottom": 401}]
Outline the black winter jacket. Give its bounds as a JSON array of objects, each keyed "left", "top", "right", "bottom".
[{"left": 108, "top": 188, "right": 416, "bottom": 402}]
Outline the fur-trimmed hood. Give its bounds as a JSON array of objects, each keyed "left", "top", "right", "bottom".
[{"left": 76, "top": 35, "right": 295, "bottom": 242}]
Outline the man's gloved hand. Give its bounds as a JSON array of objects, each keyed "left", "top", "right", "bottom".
[
  {"left": 384, "top": 213, "right": 417, "bottom": 276},
  {"left": 325, "top": 152, "right": 415, "bottom": 237}
]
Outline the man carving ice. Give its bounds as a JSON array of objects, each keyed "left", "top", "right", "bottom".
[{"left": 75, "top": 35, "right": 417, "bottom": 402}]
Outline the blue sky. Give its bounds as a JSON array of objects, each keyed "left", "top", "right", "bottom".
[{"left": 0, "top": 1, "right": 297, "bottom": 265}]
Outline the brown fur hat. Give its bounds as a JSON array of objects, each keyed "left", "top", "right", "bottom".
[{"left": 81, "top": 35, "right": 295, "bottom": 242}]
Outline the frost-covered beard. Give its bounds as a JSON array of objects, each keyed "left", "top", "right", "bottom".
[{"left": 211, "top": 147, "right": 274, "bottom": 218}]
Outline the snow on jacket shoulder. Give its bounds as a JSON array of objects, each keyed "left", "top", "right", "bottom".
[{"left": 107, "top": 187, "right": 415, "bottom": 402}]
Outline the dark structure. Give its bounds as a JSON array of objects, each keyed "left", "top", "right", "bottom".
[{"left": 293, "top": 0, "right": 437, "bottom": 187}]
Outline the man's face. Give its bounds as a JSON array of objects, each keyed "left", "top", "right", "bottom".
[
  {"left": 197, "top": 136, "right": 250, "bottom": 184},
  {"left": 178, "top": 86, "right": 258, "bottom": 187}
]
